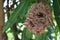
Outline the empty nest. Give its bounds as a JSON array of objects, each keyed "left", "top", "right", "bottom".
[{"left": 24, "top": 2, "right": 52, "bottom": 34}]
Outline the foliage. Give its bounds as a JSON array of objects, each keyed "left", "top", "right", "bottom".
[{"left": 3, "top": 0, "right": 60, "bottom": 40}]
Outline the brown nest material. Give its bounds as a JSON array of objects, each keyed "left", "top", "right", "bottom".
[{"left": 24, "top": 2, "right": 52, "bottom": 34}]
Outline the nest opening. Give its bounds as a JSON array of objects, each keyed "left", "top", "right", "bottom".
[{"left": 37, "top": 12, "right": 44, "bottom": 18}]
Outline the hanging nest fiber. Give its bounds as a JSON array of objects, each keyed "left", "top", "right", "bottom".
[{"left": 24, "top": 2, "right": 52, "bottom": 34}]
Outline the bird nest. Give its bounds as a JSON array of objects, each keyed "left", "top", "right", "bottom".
[{"left": 24, "top": 2, "right": 52, "bottom": 34}]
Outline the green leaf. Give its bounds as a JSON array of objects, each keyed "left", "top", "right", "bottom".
[
  {"left": 17, "top": 0, "right": 32, "bottom": 23},
  {"left": 22, "top": 28, "right": 33, "bottom": 40},
  {"left": 35, "top": 34, "right": 42, "bottom": 40},
  {"left": 3, "top": 0, "right": 26, "bottom": 32},
  {"left": 53, "top": 0, "right": 60, "bottom": 29}
]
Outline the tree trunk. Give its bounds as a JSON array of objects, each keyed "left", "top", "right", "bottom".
[{"left": 0, "top": 0, "right": 7, "bottom": 40}]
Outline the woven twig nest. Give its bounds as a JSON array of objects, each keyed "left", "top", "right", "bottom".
[{"left": 24, "top": 2, "right": 52, "bottom": 34}]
